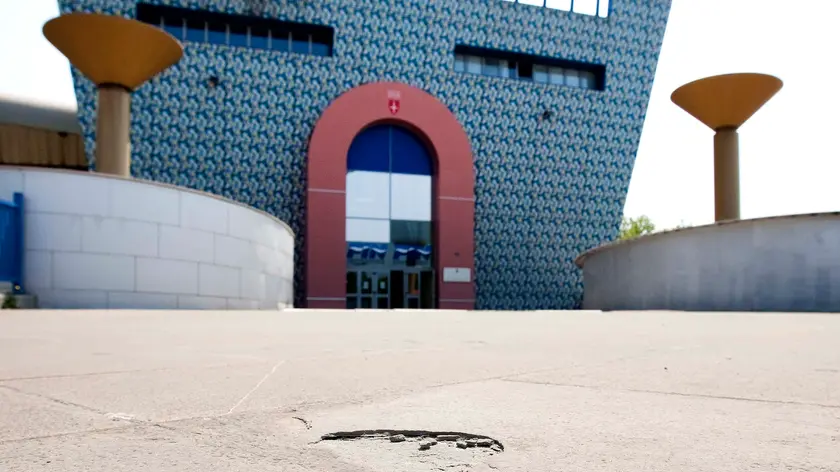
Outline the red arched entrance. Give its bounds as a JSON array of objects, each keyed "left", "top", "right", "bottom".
[{"left": 305, "top": 82, "right": 475, "bottom": 310}]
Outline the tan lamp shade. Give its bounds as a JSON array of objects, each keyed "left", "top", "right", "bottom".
[
  {"left": 43, "top": 13, "right": 183, "bottom": 90},
  {"left": 671, "top": 73, "right": 783, "bottom": 130}
]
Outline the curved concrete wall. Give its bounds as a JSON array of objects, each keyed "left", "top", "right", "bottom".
[
  {"left": 576, "top": 214, "right": 840, "bottom": 312},
  {"left": 0, "top": 167, "right": 294, "bottom": 309}
]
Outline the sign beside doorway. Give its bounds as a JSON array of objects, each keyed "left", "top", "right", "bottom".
[{"left": 443, "top": 267, "right": 471, "bottom": 283}]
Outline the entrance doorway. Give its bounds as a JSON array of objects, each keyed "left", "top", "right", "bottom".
[
  {"left": 344, "top": 124, "right": 435, "bottom": 309},
  {"left": 345, "top": 269, "right": 435, "bottom": 309},
  {"left": 306, "top": 82, "right": 477, "bottom": 310}
]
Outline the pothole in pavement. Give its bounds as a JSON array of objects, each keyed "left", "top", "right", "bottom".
[{"left": 320, "top": 430, "right": 504, "bottom": 453}]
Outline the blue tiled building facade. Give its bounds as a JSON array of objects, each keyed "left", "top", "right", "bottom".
[{"left": 59, "top": 0, "right": 671, "bottom": 310}]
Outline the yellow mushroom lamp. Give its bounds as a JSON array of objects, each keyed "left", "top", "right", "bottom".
[
  {"left": 43, "top": 13, "right": 183, "bottom": 176},
  {"left": 671, "top": 73, "right": 783, "bottom": 222}
]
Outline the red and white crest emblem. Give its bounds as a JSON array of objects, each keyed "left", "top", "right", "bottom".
[{"left": 387, "top": 90, "right": 401, "bottom": 115}]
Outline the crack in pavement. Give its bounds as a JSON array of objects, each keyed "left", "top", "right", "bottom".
[
  {"left": 0, "top": 384, "right": 178, "bottom": 445},
  {"left": 0, "top": 360, "right": 267, "bottom": 383},
  {"left": 501, "top": 378, "right": 840, "bottom": 409},
  {"left": 0, "top": 384, "right": 105, "bottom": 415},
  {"left": 425, "top": 347, "right": 667, "bottom": 391},
  {"left": 292, "top": 416, "right": 312, "bottom": 429},
  {"left": 0, "top": 345, "right": 454, "bottom": 383},
  {"left": 0, "top": 425, "right": 135, "bottom": 446},
  {"left": 224, "top": 359, "right": 286, "bottom": 416}
]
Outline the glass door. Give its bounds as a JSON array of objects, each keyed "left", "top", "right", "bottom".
[
  {"left": 405, "top": 271, "right": 421, "bottom": 309},
  {"left": 401, "top": 269, "right": 435, "bottom": 309},
  {"left": 346, "top": 271, "right": 358, "bottom": 309},
  {"left": 347, "top": 269, "right": 435, "bottom": 309},
  {"left": 346, "top": 270, "right": 389, "bottom": 309}
]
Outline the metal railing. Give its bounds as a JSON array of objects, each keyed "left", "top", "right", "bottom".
[{"left": 0, "top": 193, "right": 24, "bottom": 294}]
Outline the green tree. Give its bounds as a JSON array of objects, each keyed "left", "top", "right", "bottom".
[{"left": 618, "top": 215, "right": 656, "bottom": 240}]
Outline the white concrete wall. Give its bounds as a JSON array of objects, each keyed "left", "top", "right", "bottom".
[
  {"left": 577, "top": 213, "right": 840, "bottom": 312},
  {"left": 0, "top": 167, "right": 294, "bottom": 309}
]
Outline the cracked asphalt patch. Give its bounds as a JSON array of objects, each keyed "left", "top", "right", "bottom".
[
  {"left": 318, "top": 431, "right": 502, "bottom": 472},
  {"left": 320, "top": 430, "right": 503, "bottom": 450},
  {"left": 1, "top": 310, "right": 839, "bottom": 471},
  {"left": 318, "top": 437, "right": 501, "bottom": 472}
]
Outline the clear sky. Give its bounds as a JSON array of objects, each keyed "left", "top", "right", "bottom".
[{"left": 1, "top": 0, "right": 838, "bottom": 230}]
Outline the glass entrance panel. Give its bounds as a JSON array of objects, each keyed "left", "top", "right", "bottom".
[
  {"left": 346, "top": 271, "right": 358, "bottom": 309},
  {"left": 375, "top": 272, "right": 389, "bottom": 308},
  {"left": 360, "top": 272, "right": 372, "bottom": 294},
  {"left": 401, "top": 269, "right": 434, "bottom": 310},
  {"left": 420, "top": 270, "right": 435, "bottom": 309},
  {"left": 345, "top": 124, "right": 436, "bottom": 310},
  {"left": 405, "top": 271, "right": 420, "bottom": 309},
  {"left": 346, "top": 268, "right": 435, "bottom": 309},
  {"left": 390, "top": 270, "right": 404, "bottom": 309},
  {"left": 346, "top": 270, "right": 390, "bottom": 309},
  {"left": 359, "top": 271, "right": 373, "bottom": 308},
  {"left": 407, "top": 272, "right": 420, "bottom": 296}
]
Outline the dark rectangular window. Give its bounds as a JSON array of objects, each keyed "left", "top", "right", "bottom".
[
  {"left": 136, "top": 3, "right": 334, "bottom": 57},
  {"left": 185, "top": 18, "right": 206, "bottom": 42},
  {"left": 250, "top": 25, "right": 270, "bottom": 50},
  {"left": 453, "top": 45, "right": 606, "bottom": 91},
  {"left": 391, "top": 221, "right": 432, "bottom": 247},
  {"left": 291, "top": 31, "right": 311, "bottom": 55},
  {"left": 311, "top": 42, "right": 330, "bottom": 57},
  {"left": 271, "top": 28, "right": 290, "bottom": 52},
  {"left": 228, "top": 24, "right": 248, "bottom": 48},
  {"left": 161, "top": 16, "right": 183, "bottom": 40},
  {"left": 206, "top": 20, "right": 227, "bottom": 45}
]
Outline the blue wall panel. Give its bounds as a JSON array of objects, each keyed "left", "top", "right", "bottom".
[
  {"left": 58, "top": 0, "right": 671, "bottom": 310},
  {"left": 390, "top": 127, "right": 432, "bottom": 176},
  {"left": 347, "top": 125, "right": 391, "bottom": 173},
  {"left": 348, "top": 125, "right": 432, "bottom": 176}
]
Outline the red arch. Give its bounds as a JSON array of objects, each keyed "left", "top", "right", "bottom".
[{"left": 305, "top": 82, "right": 476, "bottom": 310}]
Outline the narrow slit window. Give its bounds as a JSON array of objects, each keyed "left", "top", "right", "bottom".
[
  {"left": 453, "top": 45, "right": 606, "bottom": 91},
  {"left": 136, "top": 2, "right": 334, "bottom": 57}
]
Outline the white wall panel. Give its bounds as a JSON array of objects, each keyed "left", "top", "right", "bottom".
[
  {"left": 53, "top": 252, "right": 135, "bottom": 291},
  {"left": 23, "top": 170, "right": 109, "bottom": 216},
  {"left": 177, "top": 295, "right": 227, "bottom": 310},
  {"left": 346, "top": 171, "right": 389, "bottom": 219},
  {"left": 108, "top": 292, "right": 179, "bottom": 310},
  {"left": 24, "top": 250, "right": 51, "bottom": 291},
  {"left": 136, "top": 258, "right": 198, "bottom": 295},
  {"left": 110, "top": 178, "right": 180, "bottom": 225},
  {"left": 159, "top": 225, "right": 214, "bottom": 263},
  {"left": 240, "top": 269, "right": 267, "bottom": 300},
  {"left": 199, "top": 263, "right": 240, "bottom": 298},
  {"left": 26, "top": 213, "right": 82, "bottom": 251},
  {"left": 38, "top": 289, "right": 108, "bottom": 309},
  {"left": 81, "top": 217, "right": 158, "bottom": 257},
  {"left": 390, "top": 174, "right": 432, "bottom": 221},
  {"left": 180, "top": 190, "right": 228, "bottom": 234},
  {"left": 346, "top": 217, "right": 390, "bottom": 243}
]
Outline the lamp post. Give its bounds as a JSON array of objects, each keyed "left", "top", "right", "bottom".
[
  {"left": 43, "top": 13, "right": 183, "bottom": 177},
  {"left": 671, "top": 73, "right": 783, "bottom": 222}
]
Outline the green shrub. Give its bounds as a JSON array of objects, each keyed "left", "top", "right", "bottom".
[{"left": 2, "top": 293, "right": 19, "bottom": 309}]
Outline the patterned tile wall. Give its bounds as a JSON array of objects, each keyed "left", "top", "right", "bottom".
[{"left": 58, "top": 0, "right": 671, "bottom": 310}]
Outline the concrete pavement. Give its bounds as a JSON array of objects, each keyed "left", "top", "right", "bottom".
[{"left": 0, "top": 310, "right": 838, "bottom": 471}]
